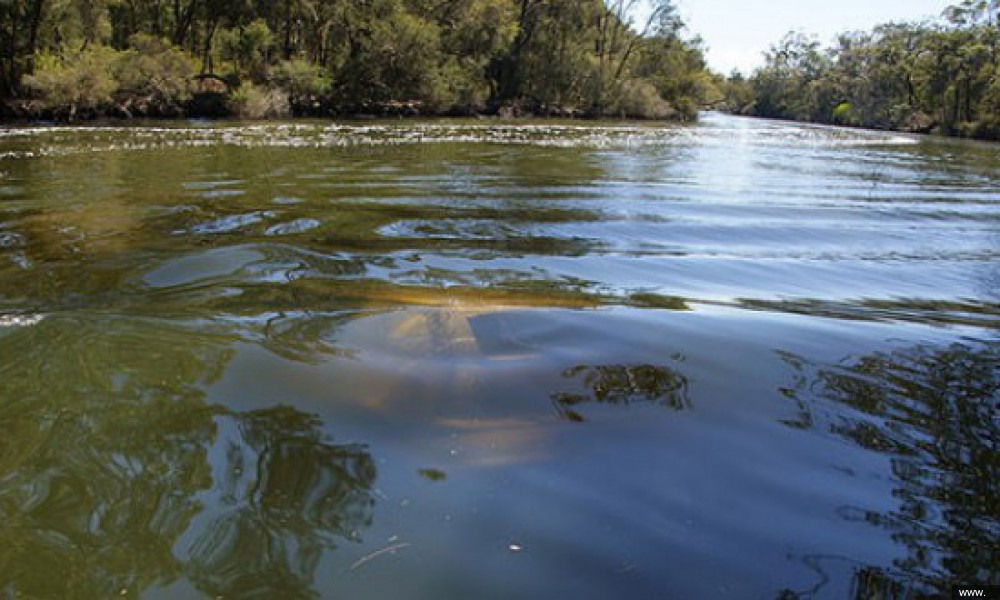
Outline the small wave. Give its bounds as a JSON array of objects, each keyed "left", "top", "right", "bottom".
[
  {"left": 0, "top": 231, "right": 26, "bottom": 248},
  {"left": 0, "top": 313, "right": 46, "bottom": 328},
  {"left": 265, "top": 218, "right": 322, "bottom": 236},
  {"left": 0, "top": 122, "right": 690, "bottom": 156},
  {"left": 0, "top": 121, "right": 928, "bottom": 159},
  {"left": 183, "top": 211, "right": 275, "bottom": 235}
]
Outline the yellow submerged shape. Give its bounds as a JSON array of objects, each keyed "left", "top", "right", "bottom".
[{"left": 387, "top": 309, "right": 480, "bottom": 357}]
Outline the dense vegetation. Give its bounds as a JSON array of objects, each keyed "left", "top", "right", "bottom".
[
  {"left": 0, "top": 0, "right": 718, "bottom": 120},
  {"left": 725, "top": 1, "right": 1000, "bottom": 140}
]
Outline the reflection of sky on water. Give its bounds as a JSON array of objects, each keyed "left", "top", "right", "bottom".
[
  {"left": 2, "top": 116, "right": 995, "bottom": 328},
  {"left": 0, "top": 115, "right": 997, "bottom": 598}
]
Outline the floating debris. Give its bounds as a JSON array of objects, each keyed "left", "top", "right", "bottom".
[
  {"left": 417, "top": 468, "right": 448, "bottom": 482},
  {"left": 349, "top": 542, "right": 412, "bottom": 571}
]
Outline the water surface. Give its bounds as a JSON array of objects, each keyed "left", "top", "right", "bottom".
[{"left": 0, "top": 114, "right": 997, "bottom": 598}]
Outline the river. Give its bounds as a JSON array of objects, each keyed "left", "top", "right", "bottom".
[{"left": 0, "top": 113, "right": 997, "bottom": 598}]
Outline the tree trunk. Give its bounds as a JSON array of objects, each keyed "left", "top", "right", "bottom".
[
  {"left": 173, "top": 0, "right": 196, "bottom": 47},
  {"left": 496, "top": 0, "right": 540, "bottom": 103},
  {"left": 153, "top": 0, "right": 163, "bottom": 36},
  {"left": 5, "top": 0, "right": 20, "bottom": 96},
  {"left": 202, "top": 20, "right": 217, "bottom": 74},
  {"left": 27, "top": 0, "right": 44, "bottom": 57},
  {"left": 284, "top": 0, "right": 293, "bottom": 60}
]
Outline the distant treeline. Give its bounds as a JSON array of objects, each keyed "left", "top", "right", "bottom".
[
  {"left": 0, "top": 0, "right": 720, "bottom": 121},
  {"left": 723, "top": 1, "right": 1000, "bottom": 140}
]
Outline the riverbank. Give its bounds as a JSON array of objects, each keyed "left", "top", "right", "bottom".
[
  {"left": 720, "top": 16, "right": 1000, "bottom": 143},
  {"left": 0, "top": 92, "right": 693, "bottom": 124},
  {"left": 716, "top": 110, "right": 1000, "bottom": 144},
  {"left": 0, "top": 2, "right": 713, "bottom": 126}
]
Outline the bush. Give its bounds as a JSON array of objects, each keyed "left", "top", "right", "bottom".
[
  {"left": 960, "top": 119, "right": 1000, "bottom": 140},
  {"left": 22, "top": 37, "right": 195, "bottom": 119},
  {"left": 831, "top": 102, "right": 858, "bottom": 126},
  {"left": 611, "top": 79, "right": 677, "bottom": 120},
  {"left": 334, "top": 8, "right": 448, "bottom": 111},
  {"left": 228, "top": 83, "right": 289, "bottom": 119},
  {"left": 271, "top": 59, "right": 330, "bottom": 115},
  {"left": 24, "top": 47, "right": 119, "bottom": 118},
  {"left": 114, "top": 35, "right": 196, "bottom": 116},
  {"left": 426, "top": 57, "right": 489, "bottom": 114}
]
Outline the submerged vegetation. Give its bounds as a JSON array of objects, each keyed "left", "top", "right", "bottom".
[
  {"left": 725, "top": 0, "right": 1000, "bottom": 140},
  {"left": 0, "top": 0, "right": 717, "bottom": 121}
]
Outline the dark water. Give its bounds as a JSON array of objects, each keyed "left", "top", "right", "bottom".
[{"left": 0, "top": 114, "right": 996, "bottom": 599}]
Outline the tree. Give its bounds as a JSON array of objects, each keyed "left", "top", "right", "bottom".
[
  {"left": 2, "top": 0, "right": 716, "bottom": 120},
  {"left": 742, "top": 3, "right": 1000, "bottom": 139}
]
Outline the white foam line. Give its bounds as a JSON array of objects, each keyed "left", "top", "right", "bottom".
[{"left": 0, "top": 313, "right": 46, "bottom": 328}]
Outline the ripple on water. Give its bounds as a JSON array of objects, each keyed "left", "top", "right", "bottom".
[
  {"left": 0, "top": 117, "right": 926, "bottom": 160},
  {"left": 0, "top": 312, "right": 45, "bottom": 327},
  {"left": 0, "top": 114, "right": 997, "bottom": 600},
  {"left": 182, "top": 180, "right": 247, "bottom": 190},
  {"left": 0, "top": 231, "right": 26, "bottom": 248},
  {"left": 142, "top": 246, "right": 265, "bottom": 288},
  {"left": 265, "top": 218, "right": 322, "bottom": 236},
  {"left": 184, "top": 211, "right": 275, "bottom": 235},
  {"left": 198, "top": 189, "right": 247, "bottom": 199}
]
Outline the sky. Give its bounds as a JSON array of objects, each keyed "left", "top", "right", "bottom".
[{"left": 667, "top": 0, "right": 953, "bottom": 75}]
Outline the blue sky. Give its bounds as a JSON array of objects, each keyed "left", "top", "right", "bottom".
[{"left": 666, "top": 0, "right": 952, "bottom": 74}]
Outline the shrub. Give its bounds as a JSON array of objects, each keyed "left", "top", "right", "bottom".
[
  {"left": 611, "top": 79, "right": 677, "bottom": 120},
  {"left": 426, "top": 57, "right": 489, "bottom": 114},
  {"left": 22, "top": 37, "right": 195, "bottom": 119},
  {"left": 114, "top": 35, "right": 196, "bottom": 116},
  {"left": 24, "top": 47, "right": 119, "bottom": 118},
  {"left": 831, "top": 101, "right": 857, "bottom": 126},
  {"left": 228, "top": 83, "right": 289, "bottom": 119},
  {"left": 271, "top": 59, "right": 330, "bottom": 114}
]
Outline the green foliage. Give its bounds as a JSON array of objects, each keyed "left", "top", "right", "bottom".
[
  {"left": 434, "top": 57, "right": 491, "bottom": 113},
  {"left": 218, "top": 19, "right": 274, "bottom": 77},
  {"left": 831, "top": 102, "right": 857, "bottom": 125},
  {"left": 22, "top": 36, "right": 196, "bottom": 119},
  {"left": 324, "top": 0, "right": 447, "bottom": 111},
  {"left": 634, "top": 34, "right": 712, "bottom": 119},
  {"left": 271, "top": 59, "right": 331, "bottom": 114},
  {"left": 750, "top": 32, "right": 833, "bottom": 122},
  {"left": 720, "top": 71, "right": 755, "bottom": 114},
  {"left": 745, "top": 5, "right": 1000, "bottom": 139},
  {"left": 115, "top": 35, "right": 196, "bottom": 115},
  {"left": 375, "top": 8, "right": 447, "bottom": 104},
  {"left": 609, "top": 79, "right": 676, "bottom": 119},
  {"left": 228, "top": 83, "right": 290, "bottom": 119},
  {"left": 24, "top": 47, "right": 118, "bottom": 117},
  {"left": 6, "top": 0, "right": 711, "bottom": 121}
]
